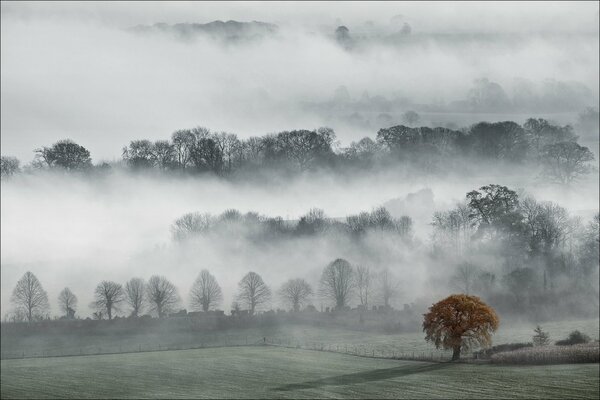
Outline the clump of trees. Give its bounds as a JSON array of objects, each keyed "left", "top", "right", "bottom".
[
  {"left": 432, "top": 184, "right": 599, "bottom": 315},
  {"left": 423, "top": 294, "right": 499, "bottom": 360},
  {"left": 2, "top": 117, "right": 595, "bottom": 183},
  {"left": 171, "top": 206, "right": 413, "bottom": 243}
]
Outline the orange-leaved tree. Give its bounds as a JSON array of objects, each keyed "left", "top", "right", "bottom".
[{"left": 423, "top": 294, "right": 499, "bottom": 361}]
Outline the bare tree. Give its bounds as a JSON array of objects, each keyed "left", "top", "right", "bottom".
[
  {"left": 11, "top": 271, "right": 49, "bottom": 322},
  {"left": 92, "top": 281, "right": 124, "bottom": 320},
  {"left": 237, "top": 272, "right": 271, "bottom": 315},
  {"left": 279, "top": 278, "right": 313, "bottom": 312},
  {"left": 57, "top": 287, "right": 77, "bottom": 318},
  {"left": 124, "top": 278, "right": 146, "bottom": 317},
  {"left": 190, "top": 270, "right": 223, "bottom": 312},
  {"left": 378, "top": 267, "right": 400, "bottom": 308},
  {"left": 1, "top": 156, "right": 20, "bottom": 178},
  {"left": 355, "top": 265, "right": 371, "bottom": 308},
  {"left": 451, "top": 263, "right": 479, "bottom": 295},
  {"left": 320, "top": 258, "right": 355, "bottom": 310},
  {"left": 146, "top": 275, "right": 180, "bottom": 318}
]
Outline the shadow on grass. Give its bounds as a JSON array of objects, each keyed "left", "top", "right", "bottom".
[{"left": 273, "top": 362, "right": 452, "bottom": 392}]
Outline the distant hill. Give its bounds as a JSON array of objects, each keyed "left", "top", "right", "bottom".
[{"left": 129, "top": 20, "right": 279, "bottom": 42}]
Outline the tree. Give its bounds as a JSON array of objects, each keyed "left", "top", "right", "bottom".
[
  {"left": 35, "top": 139, "right": 92, "bottom": 171},
  {"left": 11, "top": 271, "right": 49, "bottom": 322},
  {"left": 467, "top": 184, "right": 519, "bottom": 225},
  {"left": 124, "top": 278, "right": 146, "bottom": 317},
  {"left": 451, "top": 263, "right": 479, "bottom": 295},
  {"left": 92, "top": 281, "right": 124, "bottom": 320},
  {"left": 146, "top": 275, "right": 180, "bottom": 318},
  {"left": 355, "top": 265, "right": 371, "bottom": 308},
  {"left": 237, "top": 272, "right": 271, "bottom": 315},
  {"left": 1, "top": 156, "right": 20, "bottom": 178},
  {"left": 423, "top": 294, "right": 499, "bottom": 360},
  {"left": 279, "top": 278, "right": 313, "bottom": 312},
  {"left": 122, "top": 140, "right": 156, "bottom": 169},
  {"left": 539, "top": 141, "right": 594, "bottom": 184},
  {"left": 190, "top": 270, "right": 223, "bottom": 312},
  {"left": 533, "top": 325, "right": 550, "bottom": 346},
  {"left": 378, "top": 267, "right": 399, "bottom": 308},
  {"left": 57, "top": 288, "right": 77, "bottom": 319},
  {"left": 402, "top": 111, "right": 420, "bottom": 127},
  {"left": 335, "top": 26, "right": 352, "bottom": 49},
  {"left": 171, "top": 129, "right": 196, "bottom": 169},
  {"left": 320, "top": 258, "right": 354, "bottom": 310},
  {"left": 171, "top": 212, "right": 213, "bottom": 240},
  {"left": 153, "top": 140, "right": 175, "bottom": 170}
]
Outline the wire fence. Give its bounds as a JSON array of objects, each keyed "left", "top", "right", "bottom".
[
  {"left": 1, "top": 335, "right": 452, "bottom": 362},
  {"left": 263, "top": 337, "right": 452, "bottom": 362}
]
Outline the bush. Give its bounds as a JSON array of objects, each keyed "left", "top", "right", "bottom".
[
  {"left": 555, "top": 330, "right": 591, "bottom": 346},
  {"left": 475, "top": 342, "right": 532, "bottom": 358},
  {"left": 533, "top": 325, "right": 550, "bottom": 346},
  {"left": 491, "top": 342, "right": 599, "bottom": 364}
]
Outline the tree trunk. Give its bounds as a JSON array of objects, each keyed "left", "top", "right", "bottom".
[{"left": 452, "top": 346, "right": 461, "bottom": 361}]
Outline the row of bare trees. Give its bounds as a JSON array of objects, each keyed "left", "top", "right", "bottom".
[{"left": 9, "top": 259, "right": 401, "bottom": 322}]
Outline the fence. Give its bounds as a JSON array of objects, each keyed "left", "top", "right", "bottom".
[
  {"left": 263, "top": 337, "right": 451, "bottom": 362},
  {"left": 0, "top": 334, "right": 264, "bottom": 360},
  {"left": 1, "top": 334, "right": 452, "bottom": 362}
]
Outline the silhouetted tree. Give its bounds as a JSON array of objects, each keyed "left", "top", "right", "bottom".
[
  {"left": 11, "top": 271, "right": 49, "bottom": 322},
  {"left": 320, "top": 258, "right": 354, "bottom": 310},
  {"left": 35, "top": 139, "right": 92, "bottom": 171},
  {"left": 92, "top": 281, "right": 124, "bottom": 320},
  {"left": 146, "top": 275, "right": 180, "bottom": 318},
  {"left": 237, "top": 272, "right": 271, "bottom": 315},
  {"left": 190, "top": 270, "right": 223, "bottom": 312},
  {"left": 0, "top": 156, "right": 20, "bottom": 178},
  {"left": 279, "top": 278, "right": 313, "bottom": 312},
  {"left": 539, "top": 141, "right": 594, "bottom": 184},
  {"left": 58, "top": 287, "right": 77, "bottom": 319},
  {"left": 124, "top": 278, "right": 146, "bottom": 317}
]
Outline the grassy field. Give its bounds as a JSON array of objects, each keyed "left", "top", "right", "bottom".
[
  {"left": 2, "top": 318, "right": 598, "bottom": 360},
  {"left": 1, "top": 346, "right": 598, "bottom": 399}
]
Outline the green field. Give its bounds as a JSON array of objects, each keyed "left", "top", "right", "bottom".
[
  {"left": 3, "top": 318, "right": 598, "bottom": 360},
  {"left": 1, "top": 346, "right": 598, "bottom": 399}
]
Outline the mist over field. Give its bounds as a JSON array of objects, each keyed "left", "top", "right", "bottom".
[{"left": 1, "top": 0, "right": 598, "bottom": 338}]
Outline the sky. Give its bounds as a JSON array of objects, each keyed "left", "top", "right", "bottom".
[{"left": 1, "top": 1, "right": 599, "bottom": 161}]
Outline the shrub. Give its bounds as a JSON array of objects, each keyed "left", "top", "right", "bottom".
[
  {"left": 555, "top": 330, "right": 591, "bottom": 346},
  {"left": 491, "top": 342, "right": 599, "bottom": 364},
  {"left": 475, "top": 342, "right": 532, "bottom": 358},
  {"left": 533, "top": 325, "right": 550, "bottom": 346}
]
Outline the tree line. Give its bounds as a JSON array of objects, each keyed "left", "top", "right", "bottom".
[
  {"left": 1, "top": 117, "right": 596, "bottom": 183},
  {"left": 6, "top": 184, "right": 599, "bottom": 322},
  {"left": 7, "top": 260, "right": 401, "bottom": 323}
]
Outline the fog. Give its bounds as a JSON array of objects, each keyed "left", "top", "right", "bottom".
[
  {"left": 2, "top": 167, "right": 598, "bottom": 317},
  {"left": 1, "top": 2, "right": 598, "bottom": 161},
  {"left": 1, "top": 1, "right": 599, "bottom": 320}
]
